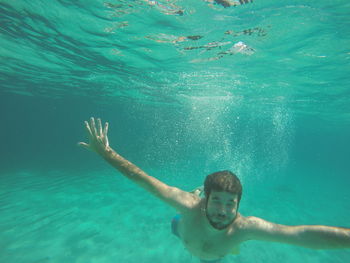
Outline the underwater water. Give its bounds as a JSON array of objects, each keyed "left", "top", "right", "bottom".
[{"left": 0, "top": 0, "right": 350, "bottom": 262}]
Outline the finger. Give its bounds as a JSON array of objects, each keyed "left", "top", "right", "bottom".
[
  {"left": 103, "top": 122, "right": 109, "bottom": 136},
  {"left": 103, "top": 122, "right": 109, "bottom": 147},
  {"left": 105, "top": 136, "right": 109, "bottom": 147},
  {"left": 84, "top": 121, "right": 92, "bottom": 137},
  {"left": 77, "top": 142, "right": 90, "bottom": 150},
  {"left": 90, "top": 117, "right": 97, "bottom": 136},
  {"left": 97, "top": 118, "right": 103, "bottom": 136}
]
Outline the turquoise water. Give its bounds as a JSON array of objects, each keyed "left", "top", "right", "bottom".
[{"left": 1, "top": 0, "right": 350, "bottom": 262}]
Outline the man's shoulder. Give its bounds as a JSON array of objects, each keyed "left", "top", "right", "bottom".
[
  {"left": 178, "top": 195, "right": 203, "bottom": 215},
  {"left": 234, "top": 215, "right": 282, "bottom": 241},
  {"left": 234, "top": 215, "right": 268, "bottom": 232}
]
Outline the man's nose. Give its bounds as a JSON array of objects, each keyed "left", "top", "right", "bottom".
[
  {"left": 218, "top": 211, "right": 226, "bottom": 217},
  {"left": 217, "top": 205, "right": 226, "bottom": 215}
]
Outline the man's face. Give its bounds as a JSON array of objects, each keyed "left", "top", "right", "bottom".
[{"left": 205, "top": 191, "right": 238, "bottom": 230}]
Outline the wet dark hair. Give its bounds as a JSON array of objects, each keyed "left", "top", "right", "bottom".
[{"left": 204, "top": 170, "right": 242, "bottom": 203}]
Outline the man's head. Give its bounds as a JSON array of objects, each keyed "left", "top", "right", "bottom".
[
  {"left": 203, "top": 171, "right": 242, "bottom": 230},
  {"left": 204, "top": 170, "right": 242, "bottom": 202}
]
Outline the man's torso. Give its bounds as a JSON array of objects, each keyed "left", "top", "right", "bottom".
[{"left": 176, "top": 199, "right": 246, "bottom": 260}]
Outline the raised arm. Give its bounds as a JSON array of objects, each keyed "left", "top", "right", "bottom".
[
  {"left": 242, "top": 216, "right": 350, "bottom": 249},
  {"left": 78, "top": 117, "right": 197, "bottom": 212}
]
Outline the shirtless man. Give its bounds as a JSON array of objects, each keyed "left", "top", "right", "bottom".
[{"left": 79, "top": 117, "right": 350, "bottom": 262}]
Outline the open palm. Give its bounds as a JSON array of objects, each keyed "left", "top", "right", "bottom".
[{"left": 78, "top": 117, "right": 110, "bottom": 155}]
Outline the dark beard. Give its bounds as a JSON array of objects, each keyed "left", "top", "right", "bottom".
[
  {"left": 206, "top": 210, "right": 233, "bottom": 230},
  {"left": 204, "top": 197, "right": 238, "bottom": 230},
  {"left": 208, "top": 219, "right": 230, "bottom": 230}
]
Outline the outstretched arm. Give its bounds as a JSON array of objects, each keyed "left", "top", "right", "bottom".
[
  {"left": 242, "top": 216, "right": 350, "bottom": 249},
  {"left": 78, "top": 117, "right": 197, "bottom": 212}
]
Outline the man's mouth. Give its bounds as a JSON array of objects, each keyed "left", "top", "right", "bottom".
[{"left": 215, "top": 215, "right": 227, "bottom": 221}]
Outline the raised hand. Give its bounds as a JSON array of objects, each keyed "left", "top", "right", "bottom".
[{"left": 78, "top": 117, "right": 110, "bottom": 155}]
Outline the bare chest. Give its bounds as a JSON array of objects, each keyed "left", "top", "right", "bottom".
[{"left": 179, "top": 216, "right": 240, "bottom": 259}]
